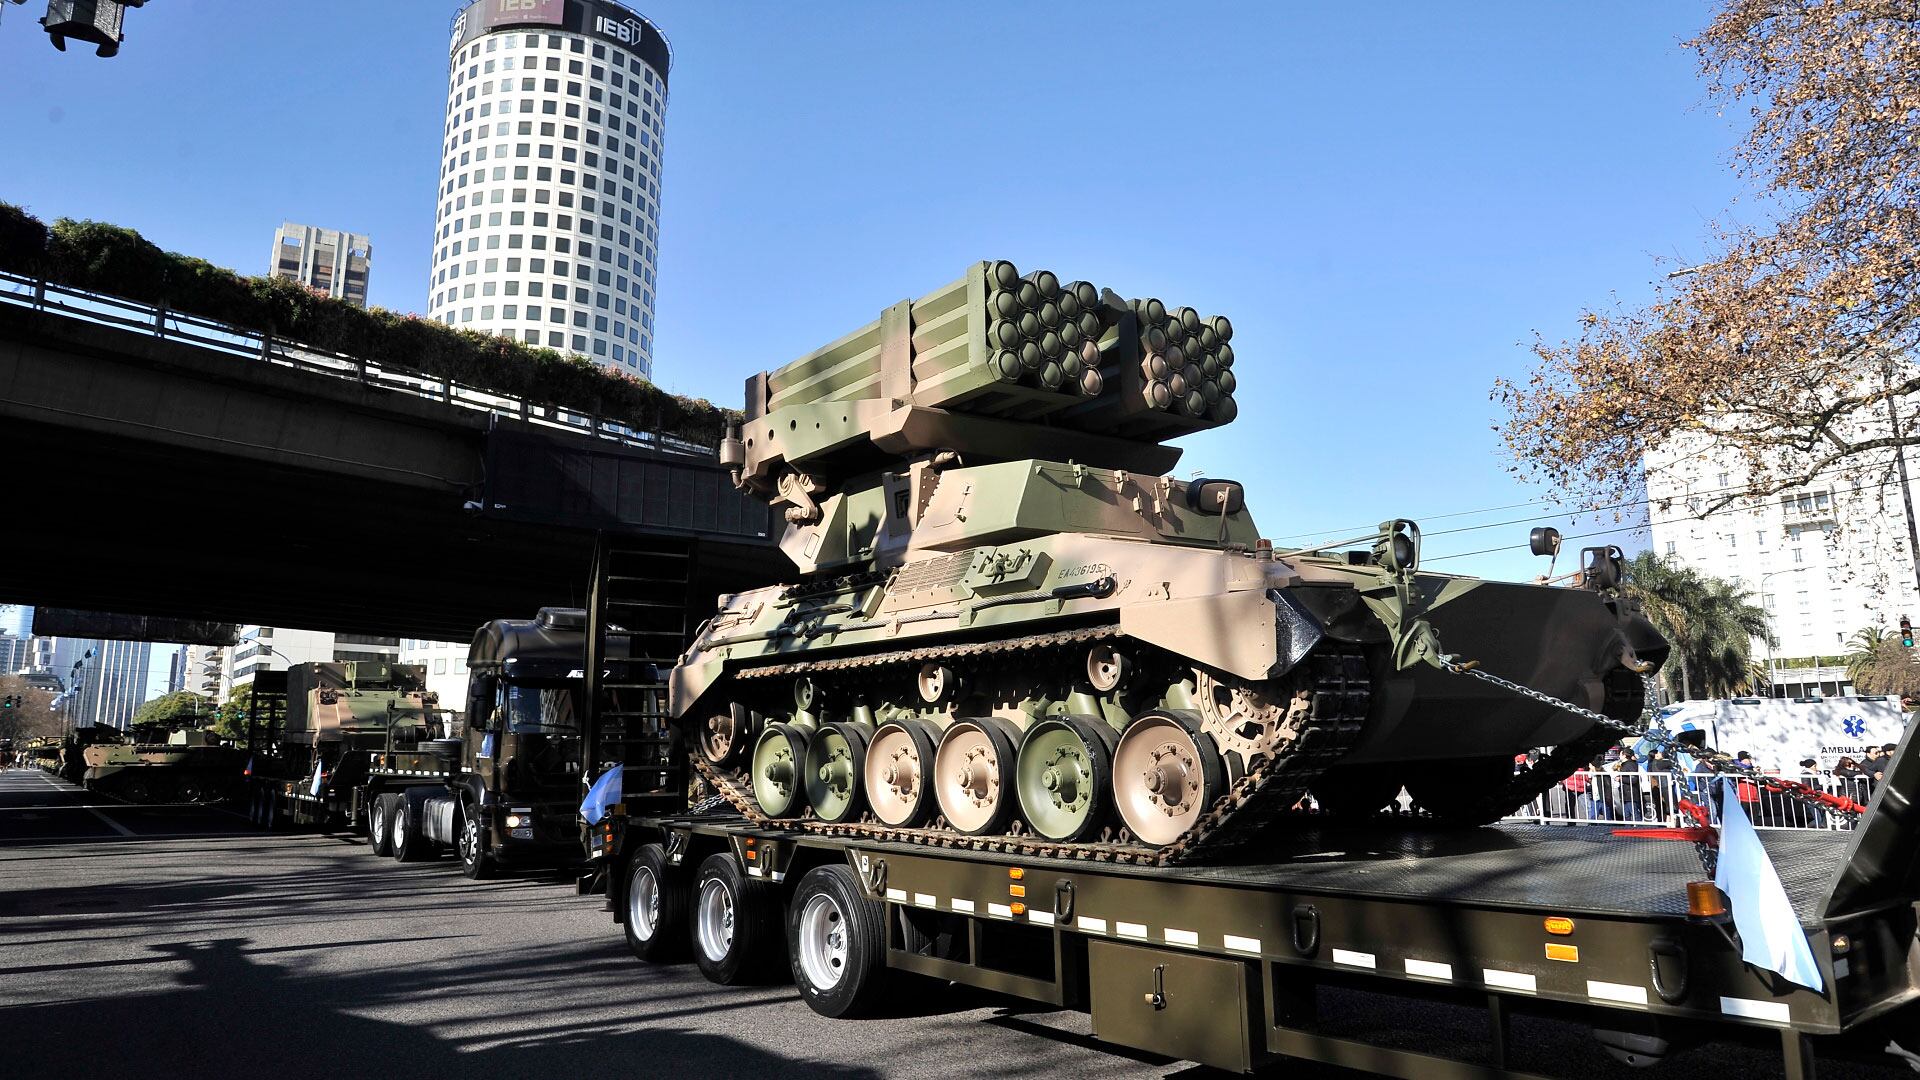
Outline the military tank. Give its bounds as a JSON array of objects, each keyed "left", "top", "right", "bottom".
[
  {"left": 669, "top": 260, "right": 1667, "bottom": 864},
  {"left": 82, "top": 725, "right": 243, "bottom": 804}
]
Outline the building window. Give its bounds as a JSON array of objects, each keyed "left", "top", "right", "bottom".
[
  {"left": 1792, "top": 547, "right": 1804, "bottom": 563},
  {"left": 1664, "top": 541, "right": 1676, "bottom": 555}
]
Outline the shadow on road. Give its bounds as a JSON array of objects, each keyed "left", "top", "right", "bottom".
[{"left": 0, "top": 934, "right": 884, "bottom": 1080}]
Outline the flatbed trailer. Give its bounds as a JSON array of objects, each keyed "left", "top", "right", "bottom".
[{"left": 589, "top": 725, "right": 1920, "bottom": 1079}]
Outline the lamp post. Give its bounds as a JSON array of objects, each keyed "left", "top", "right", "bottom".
[{"left": 1759, "top": 565, "right": 1815, "bottom": 697}]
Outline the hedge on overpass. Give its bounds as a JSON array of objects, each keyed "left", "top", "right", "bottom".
[{"left": 0, "top": 203, "right": 735, "bottom": 448}]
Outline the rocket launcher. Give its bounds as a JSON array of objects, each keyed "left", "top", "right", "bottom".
[{"left": 722, "top": 261, "right": 1239, "bottom": 504}]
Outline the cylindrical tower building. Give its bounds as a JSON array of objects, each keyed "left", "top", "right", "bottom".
[{"left": 430, "top": 0, "right": 670, "bottom": 380}]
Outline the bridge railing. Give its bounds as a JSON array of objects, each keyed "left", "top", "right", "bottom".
[{"left": 0, "top": 270, "right": 714, "bottom": 459}]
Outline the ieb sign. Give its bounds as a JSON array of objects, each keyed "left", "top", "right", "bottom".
[{"left": 448, "top": 0, "right": 672, "bottom": 85}]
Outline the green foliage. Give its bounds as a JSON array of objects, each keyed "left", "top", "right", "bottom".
[
  {"left": 1845, "top": 627, "right": 1890, "bottom": 684},
  {"left": 0, "top": 203, "right": 735, "bottom": 446},
  {"left": 1625, "top": 552, "right": 1774, "bottom": 700},
  {"left": 131, "top": 690, "right": 213, "bottom": 729},
  {"left": 212, "top": 680, "right": 256, "bottom": 742}
]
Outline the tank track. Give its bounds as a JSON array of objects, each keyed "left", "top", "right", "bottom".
[{"left": 688, "top": 625, "right": 1373, "bottom": 867}]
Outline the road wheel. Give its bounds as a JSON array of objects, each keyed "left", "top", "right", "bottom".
[
  {"left": 624, "top": 843, "right": 688, "bottom": 962},
  {"left": 788, "top": 864, "right": 887, "bottom": 1018},
  {"left": 691, "top": 852, "right": 782, "bottom": 985},
  {"left": 457, "top": 804, "right": 495, "bottom": 880},
  {"left": 369, "top": 793, "right": 395, "bottom": 857},
  {"left": 124, "top": 776, "right": 154, "bottom": 804},
  {"left": 392, "top": 794, "right": 429, "bottom": 862}
]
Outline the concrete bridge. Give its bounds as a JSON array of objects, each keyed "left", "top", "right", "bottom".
[{"left": 0, "top": 272, "right": 782, "bottom": 641}]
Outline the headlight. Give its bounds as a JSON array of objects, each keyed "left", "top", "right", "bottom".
[{"left": 505, "top": 814, "right": 524, "bottom": 828}]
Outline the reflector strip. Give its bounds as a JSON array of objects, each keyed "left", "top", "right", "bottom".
[
  {"left": 1405, "top": 958, "right": 1453, "bottom": 981},
  {"left": 988, "top": 902, "right": 1013, "bottom": 917},
  {"left": 746, "top": 866, "right": 764, "bottom": 878},
  {"left": 1223, "top": 934, "right": 1262, "bottom": 954},
  {"left": 951, "top": 898, "right": 975, "bottom": 913},
  {"left": 1587, "top": 980, "right": 1649, "bottom": 1006},
  {"left": 1117, "top": 921, "right": 1148, "bottom": 939},
  {"left": 1720, "top": 997, "right": 1791, "bottom": 1024},
  {"left": 1164, "top": 928, "right": 1198, "bottom": 947},
  {"left": 1482, "top": 968, "right": 1537, "bottom": 993},
  {"left": 1027, "top": 910, "right": 1056, "bottom": 926},
  {"left": 1079, "top": 916, "right": 1108, "bottom": 933},
  {"left": 914, "top": 892, "right": 936, "bottom": 907},
  {"left": 885, "top": 888, "right": 907, "bottom": 902},
  {"left": 1333, "top": 949, "right": 1377, "bottom": 969}
]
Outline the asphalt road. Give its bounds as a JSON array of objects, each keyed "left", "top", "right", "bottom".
[{"left": 3, "top": 766, "right": 1919, "bottom": 1080}]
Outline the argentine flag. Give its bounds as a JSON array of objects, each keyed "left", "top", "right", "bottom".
[
  {"left": 581, "top": 765, "right": 622, "bottom": 826},
  {"left": 1715, "top": 781, "right": 1825, "bottom": 992}
]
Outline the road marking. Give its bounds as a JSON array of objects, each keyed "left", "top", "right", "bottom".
[{"left": 84, "top": 806, "right": 134, "bottom": 837}]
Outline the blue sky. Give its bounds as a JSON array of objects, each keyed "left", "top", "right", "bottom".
[{"left": 1, "top": 1, "right": 1742, "bottom": 583}]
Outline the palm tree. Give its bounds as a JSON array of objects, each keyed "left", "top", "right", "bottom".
[
  {"left": 1845, "top": 626, "right": 1889, "bottom": 684},
  {"left": 1624, "top": 552, "right": 1775, "bottom": 701}
]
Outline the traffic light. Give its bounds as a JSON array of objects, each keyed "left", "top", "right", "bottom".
[
  {"left": 1903, "top": 616, "right": 1914, "bottom": 649},
  {"left": 0, "top": 694, "right": 15, "bottom": 709}
]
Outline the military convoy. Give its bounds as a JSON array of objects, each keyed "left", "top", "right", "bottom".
[
  {"left": 41, "top": 257, "right": 1920, "bottom": 1077},
  {"left": 243, "top": 611, "right": 598, "bottom": 879}
]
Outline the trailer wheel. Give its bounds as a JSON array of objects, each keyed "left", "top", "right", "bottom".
[
  {"left": 457, "top": 804, "right": 496, "bottom": 880},
  {"left": 788, "top": 864, "right": 887, "bottom": 1017},
  {"left": 691, "top": 852, "right": 782, "bottom": 985},
  {"left": 624, "top": 843, "right": 688, "bottom": 962},
  {"left": 369, "top": 793, "right": 396, "bottom": 857},
  {"left": 392, "top": 794, "right": 429, "bottom": 862}
]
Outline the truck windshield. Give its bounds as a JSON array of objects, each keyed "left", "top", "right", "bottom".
[{"left": 500, "top": 683, "right": 580, "bottom": 733}]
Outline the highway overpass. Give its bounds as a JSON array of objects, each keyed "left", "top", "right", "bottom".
[{"left": 0, "top": 272, "right": 784, "bottom": 641}]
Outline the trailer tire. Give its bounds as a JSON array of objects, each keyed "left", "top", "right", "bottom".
[
  {"left": 788, "top": 864, "right": 887, "bottom": 1017},
  {"left": 370, "top": 793, "right": 396, "bottom": 857},
  {"left": 392, "top": 793, "right": 430, "bottom": 862},
  {"left": 457, "top": 804, "right": 496, "bottom": 880},
  {"left": 624, "top": 843, "right": 688, "bottom": 963},
  {"left": 691, "top": 852, "right": 782, "bottom": 985}
]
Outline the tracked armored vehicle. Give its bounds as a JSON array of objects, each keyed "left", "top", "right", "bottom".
[
  {"left": 82, "top": 726, "right": 242, "bottom": 804},
  {"left": 669, "top": 261, "right": 1666, "bottom": 864}
]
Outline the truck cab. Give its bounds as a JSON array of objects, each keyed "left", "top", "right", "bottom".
[{"left": 421, "top": 607, "right": 594, "bottom": 878}]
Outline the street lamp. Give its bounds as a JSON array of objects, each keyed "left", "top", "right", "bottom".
[{"left": 1759, "top": 565, "right": 1815, "bottom": 697}]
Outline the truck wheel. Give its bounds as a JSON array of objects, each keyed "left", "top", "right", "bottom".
[
  {"left": 369, "top": 794, "right": 396, "bottom": 857},
  {"left": 457, "top": 806, "right": 496, "bottom": 880},
  {"left": 788, "top": 864, "right": 887, "bottom": 1017},
  {"left": 624, "top": 843, "right": 688, "bottom": 962},
  {"left": 392, "top": 794, "right": 429, "bottom": 862},
  {"left": 691, "top": 852, "right": 782, "bottom": 985}
]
